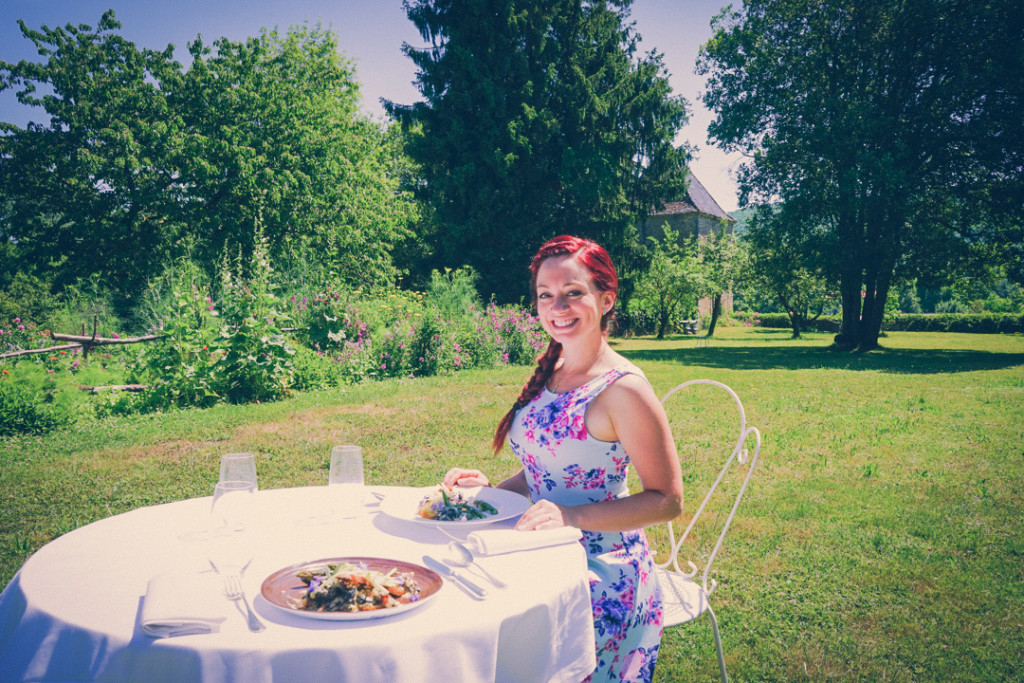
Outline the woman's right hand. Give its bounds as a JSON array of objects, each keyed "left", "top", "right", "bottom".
[{"left": 442, "top": 467, "right": 491, "bottom": 488}]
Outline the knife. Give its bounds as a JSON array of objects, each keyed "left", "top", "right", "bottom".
[{"left": 423, "top": 555, "right": 487, "bottom": 598}]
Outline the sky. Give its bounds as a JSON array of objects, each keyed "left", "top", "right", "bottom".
[{"left": 0, "top": 0, "right": 743, "bottom": 211}]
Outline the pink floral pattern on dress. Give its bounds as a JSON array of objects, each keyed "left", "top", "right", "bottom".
[{"left": 508, "top": 369, "right": 663, "bottom": 683}]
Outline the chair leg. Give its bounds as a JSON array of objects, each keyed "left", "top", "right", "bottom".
[{"left": 706, "top": 605, "right": 728, "bottom": 683}]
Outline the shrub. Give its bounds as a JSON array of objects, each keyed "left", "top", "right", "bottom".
[
  {"left": 425, "top": 267, "right": 482, "bottom": 318},
  {"left": 127, "top": 261, "right": 222, "bottom": 411},
  {"left": 295, "top": 289, "right": 357, "bottom": 353},
  {"left": 481, "top": 303, "right": 547, "bottom": 365},
  {"left": 291, "top": 344, "right": 346, "bottom": 391},
  {"left": 0, "top": 274, "right": 61, "bottom": 331},
  {"left": 615, "top": 304, "right": 661, "bottom": 337},
  {"left": 0, "top": 370, "right": 74, "bottom": 436},
  {"left": 935, "top": 299, "right": 971, "bottom": 314},
  {"left": 743, "top": 311, "right": 1024, "bottom": 334},
  {"left": 886, "top": 313, "right": 1024, "bottom": 334},
  {"left": 2, "top": 259, "right": 549, "bottom": 423},
  {"left": 216, "top": 244, "right": 296, "bottom": 404}
]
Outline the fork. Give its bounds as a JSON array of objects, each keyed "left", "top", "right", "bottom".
[{"left": 223, "top": 573, "right": 266, "bottom": 632}]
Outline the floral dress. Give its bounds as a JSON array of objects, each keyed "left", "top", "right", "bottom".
[{"left": 508, "top": 368, "right": 663, "bottom": 683}]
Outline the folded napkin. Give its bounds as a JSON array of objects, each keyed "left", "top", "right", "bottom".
[
  {"left": 141, "top": 571, "right": 228, "bottom": 638},
  {"left": 465, "top": 527, "right": 582, "bottom": 556}
]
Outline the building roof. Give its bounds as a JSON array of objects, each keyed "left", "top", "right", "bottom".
[{"left": 650, "top": 171, "right": 736, "bottom": 223}]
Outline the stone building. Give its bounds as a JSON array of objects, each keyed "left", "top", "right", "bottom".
[{"left": 640, "top": 170, "right": 737, "bottom": 316}]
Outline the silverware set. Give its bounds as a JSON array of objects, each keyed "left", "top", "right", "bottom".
[{"left": 427, "top": 525, "right": 508, "bottom": 598}]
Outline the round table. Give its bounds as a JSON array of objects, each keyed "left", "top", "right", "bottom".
[{"left": 0, "top": 486, "right": 596, "bottom": 682}]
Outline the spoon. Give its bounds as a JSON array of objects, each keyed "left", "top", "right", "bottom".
[{"left": 447, "top": 541, "right": 507, "bottom": 589}]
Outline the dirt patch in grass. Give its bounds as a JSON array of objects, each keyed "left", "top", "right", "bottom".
[
  {"left": 231, "top": 404, "right": 396, "bottom": 441},
  {"left": 125, "top": 439, "right": 202, "bottom": 462},
  {"left": 92, "top": 404, "right": 402, "bottom": 464}
]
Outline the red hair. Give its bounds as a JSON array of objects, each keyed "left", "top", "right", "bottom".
[{"left": 491, "top": 235, "right": 619, "bottom": 454}]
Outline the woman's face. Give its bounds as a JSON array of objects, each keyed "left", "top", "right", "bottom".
[{"left": 534, "top": 253, "right": 615, "bottom": 345}]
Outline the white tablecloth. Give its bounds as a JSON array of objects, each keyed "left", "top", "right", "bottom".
[{"left": 0, "top": 486, "right": 596, "bottom": 682}]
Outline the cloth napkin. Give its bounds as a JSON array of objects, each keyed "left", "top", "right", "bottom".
[
  {"left": 465, "top": 527, "right": 582, "bottom": 556},
  {"left": 140, "top": 571, "right": 228, "bottom": 638}
]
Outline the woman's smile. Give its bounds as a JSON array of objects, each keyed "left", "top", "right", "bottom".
[{"left": 535, "top": 254, "right": 613, "bottom": 343}]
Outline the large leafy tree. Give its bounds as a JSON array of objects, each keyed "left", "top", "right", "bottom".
[
  {"left": 0, "top": 11, "right": 186, "bottom": 301},
  {"left": 0, "top": 12, "right": 416, "bottom": 311},
  {"left": 172, "top": 26, "right": 415, "bottom": 287},
  {"left": 698, "top": 0, "right": 1023, "bottom": 350},
  {"left": 388, "top": 0, "right": 689, "bottom": 301}
]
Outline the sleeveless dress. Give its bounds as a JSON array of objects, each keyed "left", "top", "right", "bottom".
[{"left": 508, "top": 368, "right": 663, "bottom": 683}]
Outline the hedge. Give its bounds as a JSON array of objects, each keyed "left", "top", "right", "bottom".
[{"left": 735, "top": 311, "right": 1024, "bottom": 334}]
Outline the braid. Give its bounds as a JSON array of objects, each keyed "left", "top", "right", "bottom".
[{"left": 491, "top": 339, "right": 562, "bottom": 454}]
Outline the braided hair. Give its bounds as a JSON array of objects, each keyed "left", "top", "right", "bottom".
[{"left": 491, "top": 235, "right": 618, "bottom": 454}]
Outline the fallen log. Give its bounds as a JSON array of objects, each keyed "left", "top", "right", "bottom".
[
  {"left": 0, "top": 343, "right": 84, "bottom": 360},
  {"left": 78, "top": 384, "right": 150, "bottom": 394}
]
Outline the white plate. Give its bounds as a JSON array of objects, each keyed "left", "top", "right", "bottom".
[
  {"left": 260, "top": 557, "right": 442, "bottom": 621},
  {"left": 379, "top": 486, "right": 531, "bottom": 529}
]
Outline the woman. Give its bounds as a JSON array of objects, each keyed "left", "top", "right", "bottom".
[{"left": 444, "top": 235, "right": 683, "bottom": 682}]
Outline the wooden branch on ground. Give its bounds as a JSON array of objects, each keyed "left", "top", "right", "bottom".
[
  {"left": 0, "top": 343, "right": 85, "bottom": 360},
  {"left": 78, "top": 384, "right": 150, "bottom": 394}
]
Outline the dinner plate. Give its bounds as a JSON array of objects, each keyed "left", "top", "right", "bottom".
[
  {"left": 260, "top": 557, "right": 442, "bottom": 621},
  {"left": 379, "top": 486, "right": 532, "bottom": 529}
]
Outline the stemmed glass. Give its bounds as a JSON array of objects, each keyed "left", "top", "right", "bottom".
[
  {"left": 178, "top": 453, "right": 258, "bottom": 543},
  {"left": 208, "top": 480, "right": 256, "bottom": 575},
  {"left": 219, "top": 453, "right": 258, "bottom": 488}
]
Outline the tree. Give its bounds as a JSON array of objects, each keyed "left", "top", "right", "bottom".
[
  {"left": 171, "top": 26, "right": 416, "bottom": 287},
  {"left": 0, "top": 12, "right": 417, "bottom": 311},
  {"left": 696, "top": 225, "right": 745, "bottom": 337},
  {"left": 388, "top": 0, "right": 690, "bottom": 301},
  {"left": 698, "top": 0, "right": 1023, "bottom": 350},
  {"left": 633, "top": 225, "right": 700, "bottom": 339},
  {"left": 0, "top": 11, "right": 186, "bottom": 303},
  {"left": 744, "top": 204, "right": 837, "bottom": 338}
]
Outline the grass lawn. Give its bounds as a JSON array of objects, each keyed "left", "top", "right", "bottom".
[{"left": 2, "top": 326, "right": 1022, "bottom": 681}]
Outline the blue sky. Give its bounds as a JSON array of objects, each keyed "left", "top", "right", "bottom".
[{"left": 0, "top": 0, "right": 741, "bottom": 210}]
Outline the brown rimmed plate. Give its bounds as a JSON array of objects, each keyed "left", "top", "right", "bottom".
[{"left": 260, "top": 556, "right": 442, "bottom": 621}]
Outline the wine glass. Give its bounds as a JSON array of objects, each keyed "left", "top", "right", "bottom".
[
  {"left": 219, "top": 453, "right": 258, "bottom": 488},
  {"left": 208, "top": 480, "right": 256, "bottom": 574},
  {"left": 329, "top": 445, "right": 365, "bottom": 519}
]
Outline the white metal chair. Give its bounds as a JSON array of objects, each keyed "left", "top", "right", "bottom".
[{"left": 654, "top": 380, "right": 762, "bottom": 683}]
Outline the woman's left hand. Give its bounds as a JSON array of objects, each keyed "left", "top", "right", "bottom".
[{"left": 515, "top": 499, "right": 573, "bottom": 531}]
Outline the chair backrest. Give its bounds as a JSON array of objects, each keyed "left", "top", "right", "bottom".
[{"left": 656, "top": 380, "right": 762, "bottom": 597}]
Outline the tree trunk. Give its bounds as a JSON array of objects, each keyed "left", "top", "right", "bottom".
[
  {"left": 858, "top": 282, "right": 889, "bottom": 350},
  {"left": 704, "top": 293, "right": 723, "bottom": 337},
  {"left": 778, "top": 293, "right": 801, "bottom": 338},
  {"left": 834, "top": 198, "right": 863, "bottom": 350},
  {"left": 857, "top": 196, "right": 904, "bottom": 350},
  {"left": 858, "top": 244, "right": 898, "bottom": 350}
]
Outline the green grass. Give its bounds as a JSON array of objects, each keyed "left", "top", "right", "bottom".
[{"left": 2, "top": 326, "right": 1022, "bottom": 681}]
